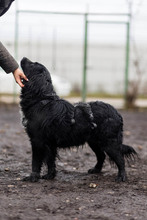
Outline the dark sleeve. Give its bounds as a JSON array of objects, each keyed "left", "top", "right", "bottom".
[
  {"left": 0, "top": 41, "right": 19, "bottom": 73},
  {"left": 0, "top": 0, "right": 15, "bottom": 17}
]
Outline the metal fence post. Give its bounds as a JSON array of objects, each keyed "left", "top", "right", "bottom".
[
  {"left": 124, "top": 21, "right": 130, "bottom": 103},
  {"left": 82, "top": 13, "right": 88, "bottom": 102},
  {"left": 13, "top": 0, "right": 19, "bottom": 103}
]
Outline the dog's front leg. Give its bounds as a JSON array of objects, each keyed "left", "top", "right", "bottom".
[
  {"left": 42, "top": 145, "right": 57, "bottom": 180},
  {"left": 23, "top": 140, "right": 45, "bottom": 182}
]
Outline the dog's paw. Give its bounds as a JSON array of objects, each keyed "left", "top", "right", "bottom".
[
  {"left": 115, "top": 174, "right": 127, "bottom": 182},
  {"left": 22, "top": 173, "right": 40, "bottom": 182},
  {"left": 42, "top": 172, "right": 56, "bottom": 180},
  {"left": 88, "top": 167, "right": 101, "bottom": 174}
]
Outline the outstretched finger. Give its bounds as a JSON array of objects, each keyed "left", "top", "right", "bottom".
[
  {"left": 16, "top": 76, "right": 25, "bottom": 88},
  {"left": 21, "top": 73, "right": 28, "bottom": 81}
]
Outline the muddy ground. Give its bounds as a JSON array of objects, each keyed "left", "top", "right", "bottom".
[{"left": 0, "top": 104, "right": 146, "bottom": 220}]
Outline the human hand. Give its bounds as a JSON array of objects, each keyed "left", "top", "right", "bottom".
[{"left": 13, "top": 68, "right": 28, "bottom": 87}]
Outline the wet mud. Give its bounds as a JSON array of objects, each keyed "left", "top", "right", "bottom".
[{"left": 0, "top": 104, "right": 147, "bottom": 220}]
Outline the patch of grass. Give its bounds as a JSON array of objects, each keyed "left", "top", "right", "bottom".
[
  {"left": 68, "top": 91, "right": 124, "bottom": 99},
  {"left": 68, "top": 91, "right": 147, "bottom": 99}
]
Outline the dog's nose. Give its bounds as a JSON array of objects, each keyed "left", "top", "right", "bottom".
[
  {"left": 21, "top": 57, "right": 32, "bottom": 67},
  {"left": 21, "top": 57, "right": 27, "bottom": 66}
]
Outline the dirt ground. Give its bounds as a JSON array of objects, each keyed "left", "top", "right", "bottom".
[{"left": 0, "top": 103, "right": 146, "bottom": 220}]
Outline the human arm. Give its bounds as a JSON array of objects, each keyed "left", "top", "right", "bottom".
[{"left": 0, "top": 42, "right": 28, "bottom": 87}]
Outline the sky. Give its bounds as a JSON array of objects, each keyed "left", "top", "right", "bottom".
[{"left": 0, "top": 0, "right": 147, "bottom": 45}]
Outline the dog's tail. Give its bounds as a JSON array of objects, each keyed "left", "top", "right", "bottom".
[{"left": 121, "top": 144, "right": 137, "bottom": 160}]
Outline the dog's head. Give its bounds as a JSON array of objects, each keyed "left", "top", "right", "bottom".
[
  {"left": 21, "top": 57, "right": 52, "bottom": 81},
  {"left": 20, "top": 57, "right": 55, "bottom": 98}
]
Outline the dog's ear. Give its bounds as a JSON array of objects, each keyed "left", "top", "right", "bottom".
[
  {"left": 41, "top": 73, "right": 54, "bottom": 95},
  {"left": 41, "top": 74, "right": 51, "bottom": 89}
]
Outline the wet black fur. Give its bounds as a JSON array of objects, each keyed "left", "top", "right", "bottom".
[{"left": 20, "top": 57, "right": 137, "bottom": 182}]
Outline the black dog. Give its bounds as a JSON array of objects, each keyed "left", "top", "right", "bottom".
[{"left": 20, "top": 57, "right": 137, "bottom": 182}]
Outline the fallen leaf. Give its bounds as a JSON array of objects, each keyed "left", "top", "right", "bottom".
[
  {"left": 79, "top": 206, "right": 85, "bottom": 211},
  {"left": 124, "top": 131, "right": 131, "bottom": 136},
  {"left": 66, "top": 199, "right": 70, "bottom": 203},
  {"left": 36, "top": 209, "right": 42, "bottom": 211},
  {"left": 5, "top": 168, "right": 10, "bottom": 171},
  {"left": 137, "top": 145, "right": 143, "bottom": 150},
  {"left": 107, "top": 191, "right": 114, "bottom": 195},
  {"left": 89, "top": 183, "right": 98, "bottom": 188},
  {"left": 8, "top": 185, "right": 14, "bottom": 188}
]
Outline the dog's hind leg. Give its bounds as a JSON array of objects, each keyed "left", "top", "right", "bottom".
[
  {"left": 104, "top": 142, "right": 127, "bottom": 182},
  {"left": 42, "top": 145, "right": 57, "bottom": 180},
  {"left": 23, "top": 139, "right": 45, "bottom": 182},
  {"left": 88, "top": 141, "right": 106, "bottom": 174}
]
